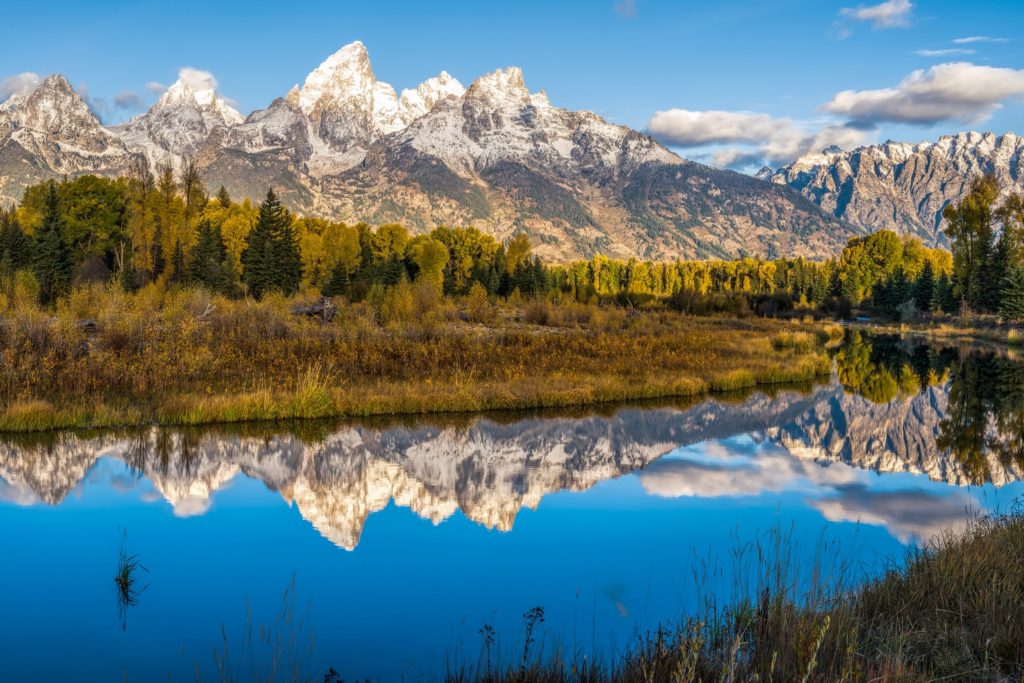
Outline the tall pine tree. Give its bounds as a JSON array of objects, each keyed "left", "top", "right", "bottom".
[
  {"left": 913, "top": 260, "right": 935, "bottom": 313},
  {"left": 216, "top": 186, "right": 232, "bottom": 208},
  {"left": 275, "top": 218, "right": 303, "bottom": 295},
  {"left": 188, "top": 220, "right": 229, "bottom": 292},
  {"left": 0, "top": 209, "right": 31, "bottom": 273},
  {"left": 999, "top": 264, "right": 1024, "bottom": 322},
  {"left": 241, "top": 189, "right": 301, "bottom": 298},
  {"left": 32, "top": 182, "right": 72, "bottom": 305}
]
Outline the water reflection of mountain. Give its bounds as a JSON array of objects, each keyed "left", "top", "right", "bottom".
[{"left": 1, "top": 362, "right": 1020, "bottom": 549}]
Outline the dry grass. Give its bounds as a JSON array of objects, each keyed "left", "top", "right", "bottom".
[
  {"left": 0, "top": 285, "right": 832, "bottom": 432},
  {"left": 442, "top": 511, "right": 1024, "bottom": 682}
]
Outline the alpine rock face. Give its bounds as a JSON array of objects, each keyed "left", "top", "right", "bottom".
[
  {"left": 0, "top": 75, "right": 139, "bottom": 202},
  {"left": 0, "top": 42, "right": 852, "bottom": 260},
  {"left": 767, "top": 132, "right": 1024, "bottom": 246},
  {"left": 114, "top": 73, "right": 244, "bottom": 171}
]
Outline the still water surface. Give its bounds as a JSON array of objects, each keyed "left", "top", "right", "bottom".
[{"left": 1, "top": 334, "right": 1022, "bottom": 681}]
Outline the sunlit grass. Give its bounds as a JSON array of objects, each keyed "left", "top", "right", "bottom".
[
  {"left": 440, "top": 511, "right": 1024, "bottom": 682},
  {"left": 0, "top": 287, "right": 833, "bottom": 432}
]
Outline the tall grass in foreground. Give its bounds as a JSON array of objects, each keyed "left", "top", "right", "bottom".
[
  {"left": 212, "top": 578, "right": 317, "bottom": 683},
  {"left": 439, "top": 512, "right": 1024, "bottom": 683},
  {"left": 196, "top": 512, "right": 1024, "bottom": 682}
]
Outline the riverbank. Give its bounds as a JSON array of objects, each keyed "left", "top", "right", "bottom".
[
  {"left": 852, "top": 315, "right": 1024, "bottom": 349},
  {"left": 444, "top": 511, "right": 1024, "bottom": 682},
  {"left": 0, "top": 289, "right": 833, "bottom": 432}
]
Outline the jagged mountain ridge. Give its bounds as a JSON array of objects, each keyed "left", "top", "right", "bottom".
[
  {"left": 0, "top": 379, "right": 1017, "bottom": 550},
  {"left": 0, "top": 75, "right": 141, "bottom": 202},
  {"left": 0, "top": 42, "right": 852, "bottom": 260},
  {"left": 767, "top": 132, "right": 1024, "bottom": 246}
]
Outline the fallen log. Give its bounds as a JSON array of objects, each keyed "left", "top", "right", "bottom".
[{"left": 290, "top": 297, "right": 338, "bottom": 323}]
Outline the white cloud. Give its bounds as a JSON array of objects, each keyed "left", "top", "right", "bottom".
[
  {"left": 647, "top": 109, "right": 868, "bottom": 167},
  {"left": 144, "top": 81, "right": 168, "bottom": 95},
  {"left": 639, "top": 439, "right": 863, "bottom": 499},
  {"left": 953, "top": 36, "right": 1011, "bottom": 44},
  {"left": 0, "top": 72, "right": 41, "bottom": 102},
  {"left": 812, "top": 485, "right": 977, "bottom": 543},
  {"left": 839, "top": 0, "right": 913, "bottom": 29},
  {"left": 114, "top": 90, "right": 144, "bottom": 110},
  {"left": 913, "top": 48, "right": 976, "bottom": 57},
  {"left": 173, "top": 494, "right": 213, "bottom": 517},
  {"left": 176, "top": 66, "right": 218, "bottom": 94},
  {"left": 638, "top": 439, "right": 981, "bottom": 544},
  {"left": 0, "top": 477, "right": 40, "bottom": 506},
  {"left": 614, "top": 0, "right": 637, "bottom": 18},
  {"left": 823, "top": 62, "right": 1024, "bottom": 125}
]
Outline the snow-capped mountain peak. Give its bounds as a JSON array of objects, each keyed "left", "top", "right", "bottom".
[
  {"left": 397, "top": 71, "right": 465, "bottom": 121},
  {"left": 465, "top": 67, "right": 531, "bottom": 105},
  {"left": 4, "top": 75, "right": 96, "bottom": 133},
  {"left": 298, "top": 41, "right": 375, "bottom": 114},
  {"left": 152, "top": 72, "right": 243, "bottom": 125},
  {"left": 0, "top": 42, "right": 854, "bottom": 262},
  {"left": 768, "top": 130, "right": 1024, "bottom": 246}
]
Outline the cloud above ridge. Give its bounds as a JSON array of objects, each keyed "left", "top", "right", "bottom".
[{"left": 823, "top": 62, "right": 1024, "bottom": 125}]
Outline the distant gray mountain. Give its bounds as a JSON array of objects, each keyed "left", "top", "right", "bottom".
[
  {"left": 0, "top": 42, "right": 851, "bottom": 261},
  {"left": 766, "top": 132, "right": 1024, "bottom": 246}
]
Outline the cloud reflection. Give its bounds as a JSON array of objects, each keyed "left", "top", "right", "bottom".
[
  {"left": 812, "top": 484, "right": 978, "bottom": 543},
  {"left": 639, "top": 437, "right": 862, "bottom": 498},
  {"left": 639, "top": 436, "right": 980, "bottom": 543}
]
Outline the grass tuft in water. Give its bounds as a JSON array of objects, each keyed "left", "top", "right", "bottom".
[{"left": 114, "top": 529, "right": 148, "bottom": 631}]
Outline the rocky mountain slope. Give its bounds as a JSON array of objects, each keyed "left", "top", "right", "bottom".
[
  {"left": 1, "top": 378, "right": 1017, "bottom": 549},
  {"left": 0, "top": 42, "right": 851, "bottom": 260},
  {"left": 766, "top": 132, "right": 1024, "bottom": 246},
  {"left": 0, "top": 75, "right": 141, "bottom": 202}
]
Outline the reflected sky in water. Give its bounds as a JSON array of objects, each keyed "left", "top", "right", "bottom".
[{"left": 2, "top": 341, "right": 1024, "bottom": 681}]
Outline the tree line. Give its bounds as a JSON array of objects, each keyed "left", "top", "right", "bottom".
[{"left": 0, "top": 168, "right": 1020, "bottom": 322}]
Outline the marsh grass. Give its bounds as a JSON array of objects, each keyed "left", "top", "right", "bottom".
[
  {"left": 211, "top": 578, "right": 317, "bottom": 683},
  {"left": 184, "top": 508, "right": 1024, "bottom": 682},
  {"left": 0, "top": 288, "right": 832, "bottom": 432},
  {"left": 441, "top": 511, "right": 1024, "bottom": 682},
  {"left": 114, "top": 530, "right": 148, "bottom": 631}
]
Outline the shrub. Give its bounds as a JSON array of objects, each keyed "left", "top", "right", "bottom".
[{"left": 465, "top": 282, "right": 492, "bottom": 324}]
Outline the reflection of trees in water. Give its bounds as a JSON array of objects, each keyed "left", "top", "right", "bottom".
[
  {"left": 836, "top": 332, "right": 952, "bottom": 404},
  {"left": 837, "top": 332, "right": 1024, "bottom": 484},
  {"left": 941, "top": 351, "right": 1024, "bottom": 483}
]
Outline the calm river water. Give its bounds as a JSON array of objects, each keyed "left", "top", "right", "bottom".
[{"left": 1, "top": 333, "right": 1022, "bottom": 681}]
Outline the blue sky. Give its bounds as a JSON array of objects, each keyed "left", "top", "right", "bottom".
[{"left": 1, "top": 0, "right": 1022, "bottom": 169}]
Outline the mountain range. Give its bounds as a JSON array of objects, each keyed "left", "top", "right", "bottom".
[
  {"left": 1, "top": 42, "right": 1019, "bottom": 260},
  {"left": 764, "top": 132, "right": 1024, "bottom": 246},
  {"left": 0, "top": 379, "right": 1017, "bottom": 550},
  {"left": 0, "top": 42, "right": 853, "bottom": 261}
]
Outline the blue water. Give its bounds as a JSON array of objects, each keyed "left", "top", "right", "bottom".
[{"left": 1, "top": 384, "right": 1021, "bottom": 681}]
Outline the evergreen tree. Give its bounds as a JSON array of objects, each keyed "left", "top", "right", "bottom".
[
  {"left": 913, "top": 260, "right": 935, "bottom": 313},
  {"left": 937, "top": 273, "right": 958, "bottom": 314},
  {"left": 275, "top": 219, "right": 303, "bottom": 295},
  {"left": 170, "top": 240, "right": 187, "bottom": 284},
  {"left": 120, "top": 249, "right": 138, "bottom": 292},
  {"left": 988, "top": 234, "right": 1011, "bottom": 313},
  {"left": 321, "top": 261, "right": 350, "bottom": 297},
  {"left": 216, "top": 186, "right": 232, "bottom": 209},
  {"left": 241, "top": 189, "right": 288, "bottom": 298},
  {"left": 32, "top": 182, "right": 72, "bottom": 305},
  {"left": 999, "top": 264, "right": 1024, "bottom": 322},
  {"left": 151, "top": 237, "right": 165, "bottom": 280},
  {"left": 188, "top": 220, "right": 229, "bottom": 292},
  {"left": 0, "top": 210, "right": 31, "bottom": 270}
]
